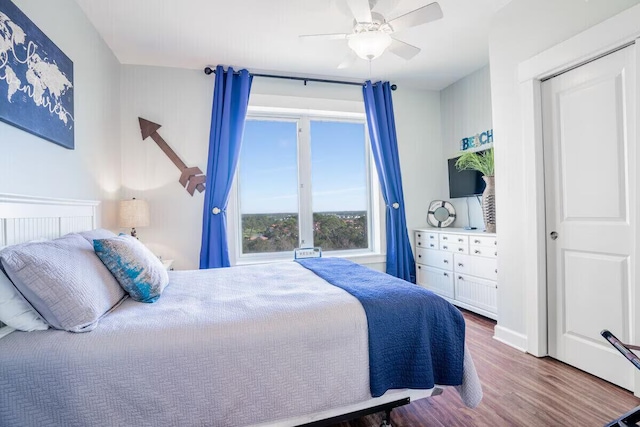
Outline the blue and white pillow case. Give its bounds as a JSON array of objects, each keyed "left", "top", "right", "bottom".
[{"left": 94, "top": 235, "right": 169, "bottom": 303}]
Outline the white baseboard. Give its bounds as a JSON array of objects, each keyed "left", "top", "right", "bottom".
[{"left": 493, "top": 325, "right": 527, "bottom": 352}]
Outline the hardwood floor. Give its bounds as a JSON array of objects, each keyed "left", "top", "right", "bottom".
[{"left": 333, "top": 310, "right": 640, "bottom": 427}]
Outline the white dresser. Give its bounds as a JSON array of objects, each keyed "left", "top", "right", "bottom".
[{"left": 414, "top": 228, "right": 498, "bottom": 320}]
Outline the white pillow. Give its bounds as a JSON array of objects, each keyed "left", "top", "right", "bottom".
[
  {"left": 0, "top": 269, "right": 49, "bottom": 332},
  {"left": 0, "top": 234, "right": 127, "bottom": 332}
]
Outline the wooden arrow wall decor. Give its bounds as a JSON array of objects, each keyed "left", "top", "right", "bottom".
[{"left": 138, "top": 117, "right": 206, "bottom": 196}]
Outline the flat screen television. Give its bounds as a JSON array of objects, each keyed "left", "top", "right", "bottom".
[{"left": 448, "top": 154, "right": 486, "bottom": 198}]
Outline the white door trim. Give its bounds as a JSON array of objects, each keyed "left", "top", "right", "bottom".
[{"left": 518, "top": 4, "right": 640, "bottom": 359}]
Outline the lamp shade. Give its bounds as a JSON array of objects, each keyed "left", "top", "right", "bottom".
[
  {"left": 119, "top": 199, "right": 150, "bottom": 228},
  {"left": 348, "top": 31, "right": 392, "bottom": 60}
]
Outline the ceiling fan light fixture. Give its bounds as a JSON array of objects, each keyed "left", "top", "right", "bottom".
[{"left": 347, "top": 31, "right": 392, "bottom": 60}]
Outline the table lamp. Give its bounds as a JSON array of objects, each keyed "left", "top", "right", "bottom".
[{"left": 119, "top": 198, "right": 150, "bottom": 238}]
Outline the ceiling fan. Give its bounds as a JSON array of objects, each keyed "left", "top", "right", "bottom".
[{"left": 299, "top": 0, "right": 443, "bottom": 68}]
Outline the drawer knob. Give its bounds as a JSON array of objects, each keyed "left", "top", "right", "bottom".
[
  {"left": 443, "top": 272, "right": 448, "bottom": 277},
  {"left": 417, "top": 234, "right": 421, "bottom": 237},
  {"left": 443, "top": 236, "right": 448, "bottom": 240},
  {"left": 458, "top": 238, "right": 464, "bottom": 242},
  {"left": 458, "top": 263, "right": 464, "bottom": 267},
  {"left": 443, "top": 245, "right": 448, "bottom": 250},
  {"left": 418, "top": 254, "right": 422, "bottom": 258},
  {"left": 474, "top": 250, "right": 481, "bottom": 254},
  {"left": 418, "top": 266, "right": 421, "bottom": 269},
  {"left": 458, "top": 248, "right": 464, "bottom": 252},
  {"left": 429, "top": 236, "right": 434, "bottom": 239},
  {"left": 458, "top": 276, "right": 464, "bottom": 280},
  {"left": 494, "top": 241, "right": 497, "bottom": 245},
  {"left": 474, "top": 239, "right": 481, "bottom": 243},
  {"left": 418, "top": 242, "right": 421, "bottom": 246},
  {"left": 494, "top": 252, "right": 498, "bottom": 256},
  {"left": 443, "top": 260, "right": 449, "bottom": 264},
  {"left": 495, "top": 269, "right": 498, "bottom": 274},
  {"left": 429, "top": 244, "right": 435, "bottom": 248}
]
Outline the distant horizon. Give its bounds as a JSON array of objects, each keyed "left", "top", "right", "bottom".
[{"left": 241, "top": 210, "right": 367, "bottom": 216}]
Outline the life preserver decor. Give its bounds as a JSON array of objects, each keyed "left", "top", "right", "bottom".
[{"left": 427, "top": 200, "right": 456, "bottom": 228}]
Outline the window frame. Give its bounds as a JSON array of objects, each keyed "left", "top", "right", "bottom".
[{"left": 227, "top": 106, "right": 384, "bottom": 265}]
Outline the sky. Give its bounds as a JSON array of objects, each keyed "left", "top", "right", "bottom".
[{"left": 239, "top": 119, "right": 368, "bottom": 214}]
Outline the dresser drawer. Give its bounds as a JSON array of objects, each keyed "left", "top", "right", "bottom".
[
  {"left": 469, "top": 246, "right": 498, "bottom": 258},
  {"left": 439, "top": 242, "right": 469, "bottom": 254},
  {"left": 454, "top": 253, "right": 497, "bottom": 281},
  {"left": 454, "top": 274, "right": 497, "bottom": 314},
  {"left": 439, "top": 233, "right": 468, "bottom": 246},
  {"left": 415, "top": 231, "right": 439, "bottom": 249},
  {"left": 470, "top": 235, "right": 497, "bottom": 247},
  {"left": 417, "top": 248, "right": 452, "bottom": 270},
  {"left": 417, "top": 265, "right": 454, "bottom": 299}
]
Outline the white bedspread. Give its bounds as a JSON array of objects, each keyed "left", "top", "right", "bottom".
[{"left": 0, "top": 262, "right": 481, "bottom": 426}]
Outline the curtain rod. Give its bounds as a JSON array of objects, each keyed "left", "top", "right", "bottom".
[{"left": 203, "top": 66, "right": 397, "bottom": 91}]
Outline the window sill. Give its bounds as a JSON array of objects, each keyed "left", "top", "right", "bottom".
[
  {"left": 334, "top": 252, "right": 386, "bottom": 266},
  {"left": 234, "top": 251, "right": 386, "bottom": 267}
]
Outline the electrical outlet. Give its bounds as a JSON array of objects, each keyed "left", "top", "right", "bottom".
[{"left": 294, "top": 247, "right": 322, "bottom": 259}]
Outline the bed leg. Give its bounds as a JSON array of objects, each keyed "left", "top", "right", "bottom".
[
  {"left": 298, "top": 397, "right": 408, "bottom": 427},
  {"left": 380, "top": 408, "right": 392, "bottom": 427}
]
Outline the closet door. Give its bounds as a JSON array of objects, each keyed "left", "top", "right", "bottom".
[{"left": 543, "top": 45, "right": 636, "bottom": 390}]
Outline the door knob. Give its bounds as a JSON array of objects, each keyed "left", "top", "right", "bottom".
[{"left": 550, "top": 231, "right": 558, "bottom": 240}]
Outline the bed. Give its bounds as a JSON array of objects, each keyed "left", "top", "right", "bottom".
[{"left": 0, "top": 194, "right": 482, "bottom": 427}]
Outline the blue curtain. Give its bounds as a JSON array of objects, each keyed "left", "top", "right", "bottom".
[
  {"left": 363, "top": 81, "right": 416, "bottom": 283},
  {"left": 199, "top": 66, "right": 253, "bottom": 269}
]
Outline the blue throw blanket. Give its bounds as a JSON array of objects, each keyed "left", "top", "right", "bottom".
[{"left": 296, "top": 258, "right": 465, "bottom": 397}]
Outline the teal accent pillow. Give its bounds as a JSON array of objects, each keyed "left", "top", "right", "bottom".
[{"left": 93, "top": 235, "right": 169, "bottom": 303}]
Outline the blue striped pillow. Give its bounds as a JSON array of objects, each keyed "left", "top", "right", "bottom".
[{"left": 94, "top": 235, "right": 169, "bottom": 303}]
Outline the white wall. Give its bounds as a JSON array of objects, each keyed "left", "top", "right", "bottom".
[
  {"left": 393, "top": 87, "right": 444, "bottom": 250},
  {"left": 0, "top": 0, "right": 122, "bottom": 226},
  {"left": 489, "top": 0, "right": 640, "bottom": 348},
  {"left": 119, "top": 65, "right": 212, "bottom": 268},
  {"left": 440, "top": 65, "right": 492, "bottom": 229},
  {"left": 120, "top": 65, "right": 443, "bottom": 270}
]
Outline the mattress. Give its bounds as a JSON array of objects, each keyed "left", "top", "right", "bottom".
[{"left": 0, "top": 262, "right": 481, "bottom": 426}]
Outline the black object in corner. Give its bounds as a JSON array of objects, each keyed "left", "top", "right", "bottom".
[{"left": 602, "top": 330, "right": 640, "bottom": 426}]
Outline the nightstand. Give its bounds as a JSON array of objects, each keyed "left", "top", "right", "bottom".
[{"left": 161, "top": 259, "right": 174, "bottom": 271}]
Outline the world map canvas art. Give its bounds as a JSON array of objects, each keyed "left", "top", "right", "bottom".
[{"left": 0, "top": 0, "right": 74, "bottom": 149}]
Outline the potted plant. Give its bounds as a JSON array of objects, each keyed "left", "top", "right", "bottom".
[{"left": 455, "top": 147, "right": 495, "bottom": 233}]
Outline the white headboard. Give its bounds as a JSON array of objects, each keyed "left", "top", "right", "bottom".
[
  {"left": 0, "top": 193, "right": 100, "bottom": 247},
  {"left": 0, "top": 194, "right": 100, "bottom": 332}
]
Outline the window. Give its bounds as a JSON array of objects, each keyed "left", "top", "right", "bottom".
[
  {"left": 235, "top": 109, "right": 377, "bottom": 260},
  {"left": 310, "top": 120, "right": 369, "bottom": 251},
  {"left": 238, "top": 119, "right": 299, "bottom": 254}
]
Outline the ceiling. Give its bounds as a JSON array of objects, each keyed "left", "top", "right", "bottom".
[{"left": 74, "top": 0, "right": 512, "bottom": 90}]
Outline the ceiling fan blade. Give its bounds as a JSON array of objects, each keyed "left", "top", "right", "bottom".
[
  {"left": 370, "top": 0, "right": 399, "bottom": 15},
  {"left": 346, "top": 0, "right": 373, "bottom": 23},
  {"left": 299, "top": 33, "right": 348, "bottom": 41},
  {"left": 388, "top": 38, "right": 421, "bottom": 60},
  {"left": 337, "top": 51, "right": 359, "bottom": 69},
  {"left": 388, "top": 2, "right": 443, "bottom": 32}
]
